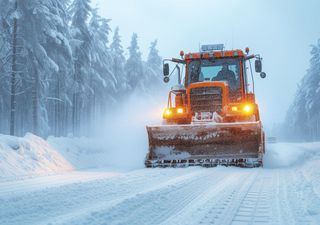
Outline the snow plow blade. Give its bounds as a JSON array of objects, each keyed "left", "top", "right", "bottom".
[{"left": 145, "top": 122, "right": 264, "bottom": 168}]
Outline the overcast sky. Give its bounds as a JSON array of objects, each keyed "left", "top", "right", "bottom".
[{"left": 92, "top": 0, "right": 320, "bottom": 129}]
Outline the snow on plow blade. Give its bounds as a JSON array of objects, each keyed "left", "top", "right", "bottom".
[{"left": 145, "top": 122, "right": 264, "bottom": 168}]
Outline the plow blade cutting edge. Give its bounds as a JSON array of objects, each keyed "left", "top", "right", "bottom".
[{"left": 145, "top": 121, "right": 264, "bottom": 168}]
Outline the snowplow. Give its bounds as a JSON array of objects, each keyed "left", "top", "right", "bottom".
[{"left": 145, "top": 44, "right": 266, "bottom": 168}]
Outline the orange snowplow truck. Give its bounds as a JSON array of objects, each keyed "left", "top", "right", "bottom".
[{"left": 145, "top": 44, "right": 266, "bottom": 168}]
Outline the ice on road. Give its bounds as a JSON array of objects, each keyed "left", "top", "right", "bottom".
[{"left": 1, "top": 143, "right": 320, "bottom": 225}]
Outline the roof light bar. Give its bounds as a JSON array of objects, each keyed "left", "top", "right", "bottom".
[{"left": 201, "top": 44, "right": 224, "bottom": 52}]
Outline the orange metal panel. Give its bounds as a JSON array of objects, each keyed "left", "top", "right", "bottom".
[{"left": 186, "top": 82, "right": 229, "bottom": 113}]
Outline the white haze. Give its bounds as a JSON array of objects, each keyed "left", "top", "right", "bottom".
[{"left": 94, "top": 92, "right": 169, "bottom": 169}]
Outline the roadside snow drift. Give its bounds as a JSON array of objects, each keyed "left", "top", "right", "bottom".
[
  {"left": 264, "top": 142, "right": 320, "bottom": 168},
  {"left": 0, "top": 133, "right": 73, "bottom": 178}
]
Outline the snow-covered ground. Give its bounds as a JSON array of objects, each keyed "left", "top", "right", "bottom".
[
  {"left": 0, "top": 133, "right": 73, "bottom": 178},
  {"left": 0, "top": 134, "right": 133, "bottom": 180},
  {"left": 1, "top": 139, "right": 320, "bottom": 225}
]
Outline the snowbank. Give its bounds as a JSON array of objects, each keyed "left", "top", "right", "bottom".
[
  {"left": 0, "top": 133, "right": 73, "bottom": 178},
  {"left": 264, "top": 142, "right": 320, "bottom": 168},
  {"left": 0, "top": 133, "right": 130, "bottom": 179}
]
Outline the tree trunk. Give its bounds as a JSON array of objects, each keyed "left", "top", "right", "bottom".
[
  {"left": 72, "top": 92, "right": 76, "bottom": 136},
  {"left": 32, "top": 58, "right": 39, "bottom": 135},
  {"left": 10, "top": 0, "right": 18, "bottom": 136},
  {"left": 72, "top": 64, "right": 78, "bottom": 136}
]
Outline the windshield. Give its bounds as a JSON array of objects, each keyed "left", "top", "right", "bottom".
[{"left": 187, "top": 59, "right": 240, "bottom": 91}]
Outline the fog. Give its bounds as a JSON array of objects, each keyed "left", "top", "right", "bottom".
[
  {"left": 94, "top": 93, "right": 167, "bottom": 169},
  {"left": 92, "top": 0, "right": 320, "bottom": 129}
]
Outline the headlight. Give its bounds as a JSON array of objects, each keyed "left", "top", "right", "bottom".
[
  {"left": 228, "top": 104, "right": 254, "bottom": 115},
  {"left": 164, "top": 108, "right": 172, "bottom": 116},
  {"left": 243, "top": 104, "right": 253, "bottom": 114},
  {"left": 231, "top": 106, "right": 238, "bottom": 112},
  {"left": 177, "top": 108, "right": 184, "bottom": 114}
]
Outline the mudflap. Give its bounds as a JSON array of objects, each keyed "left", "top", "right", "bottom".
[{"left": 145, "top": 121, "right": 264, "bottom": 168}]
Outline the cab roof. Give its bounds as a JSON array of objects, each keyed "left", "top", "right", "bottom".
[{"left": 184, "top": 49, "right": 245, "bottom": 60}]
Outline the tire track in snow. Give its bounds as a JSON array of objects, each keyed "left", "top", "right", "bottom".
[
  {"left": 207, "top": 169, "right": 319, "bottom": 225},
  {"left": 202, "top": 170, "right": 260, "bottom": 225},
  {"left": 0, "top": 168, "right": 206, "bottom": 225},
  {"left": 0, "top": 171, "right": 119, "bottom": 196},
  {"left": 56, "top": 168, "right": 237, "bottom": 225},
  {"left": 229, "top": 171, "right": 276, "bottom": 225},
  {"left": 49, "top": 168, "right": 211, "bottom": 225},
  {"left": 159, "top": 169, "right": 255, "bottom": 225},
  {"left": 210, "top": 169, "right": 313, "bottom": 225},
  {"left": 197, "top": 170, "right": 280, "bottom": 225},
  {"left": 279, "top": 169, "right": 319, "bottom": 224},
  {"left": 2, "top": 147, "right": 320, "bottom": 225}
]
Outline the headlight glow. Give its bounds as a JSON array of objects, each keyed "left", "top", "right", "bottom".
[
  {"left": 177, "top": 108, "right": 184, "bottom": 114},
  {"left": 231, "top": 106, "right": 238, "bottom": 112},
  {"left": 243, "top": 104, "right": 252, "bottom": 113},
  {"left": 164, "top": 108, "right": 172, "bottom": 117}
]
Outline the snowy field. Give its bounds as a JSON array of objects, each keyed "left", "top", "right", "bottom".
[{"left": 1, "top": 136, "right": 320, "bottom": 225}]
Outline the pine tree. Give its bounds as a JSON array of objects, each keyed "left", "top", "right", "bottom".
[
  {"left": 145, "top": 40, "right": 162, "bottom": 88},
  {"left": 136, "top": 40, "right": 163, "bottom": 94},
  {"left": 125, "top": 33, "right": 143, "bottom": 91},
  {"left": 9, "top": 0, "right": 18, "bottom": 136},
  {"left": 0, "top": 0, "right": 74, "bottom": 136},
  {"left": 0, "top": 0, "right": 15, "bottom": 134},
  {"left": 147, "top": 40, "right": 162, "bottom": 71},
  {"left": 88, "top": 8, "right": 116, "bottom": 129},
  {"left": 110, "top": 27, "right": 126, "bottom": 97},
  {"left": 69, "top": 0, "right": 92, "bottom": 136},
  {"left": 69, "top": 0, "right": 91, "bottom": 30},
  {"left": 0, "top": 0, "right": 164, "bottom": 137},
  {"left": 304, "top": 40, "right": 320, "bottom": 139},
  {"left": 285, "top": 84, "right": 308, "bottom": 140},
  {"left": 1, "top": 0, "right": 28, "bottom": 136},
  {"left": 20, "top": 0, "right": 72, "bottom": 136},
  {"left": 285, "top": 39, "right": 320, "bottom": 140}
]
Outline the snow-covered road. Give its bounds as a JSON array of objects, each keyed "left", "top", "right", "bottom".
[{"left": 1, "top": 143, "right": 320, "bottom": 225}]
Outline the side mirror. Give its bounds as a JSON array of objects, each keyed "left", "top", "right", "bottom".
[
  {"left": 260, "top": 72, "right": 266, "bottom": 79},
  {"left": 255, "top": 59, "right": 262, "bottom": 73},
  {"left": 163, "top": 76, "right": 170, "bottom": 83},
  {"left": 163, "top": 63, "right": 169, "bottom": 76}
]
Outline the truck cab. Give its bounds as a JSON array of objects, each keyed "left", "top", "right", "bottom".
[{"left": 162, "top": 44, "right": 266, "bottom": 124}]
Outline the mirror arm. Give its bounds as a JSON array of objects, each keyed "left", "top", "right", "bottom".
[
  {"left": 171, "top": 58, "right": 186, "bottom": 64},
  {"left": 245, "top": 54, "right": 255, "bottom": 60},
  {"left": 246, "top": 54, "right": 263, "bottom": 61},
  {"left": 163, "top": 58, "right": 186, "bottom": 64},
  {"left": 168, "top": 65, "right": 177, "bottom": 78},
  {"left": 248, "top": 59, "right": 255, "bottom": 94},
  {"left": 176, "top": 65, "right": 181, "bottom": 85}
]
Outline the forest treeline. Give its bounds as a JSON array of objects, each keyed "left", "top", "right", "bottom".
[
  {"left": 284, "top": 39, "right": 320, "bottom": 141},
  {"left": 0, "top": 0, "right": 162, "bottom": 137}
]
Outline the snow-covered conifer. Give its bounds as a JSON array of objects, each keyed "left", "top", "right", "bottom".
[
  {"left": 125, "top": 33, "right": 143, "bottom": 91},
  {"left": 285, "top": 39, "right": 320, "bottom": 140},
  {"left": 110, "top": 27, "right": 126, "bottom": 96}
]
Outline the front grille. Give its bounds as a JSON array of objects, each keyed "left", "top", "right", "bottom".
[{"left": 190, "top": 86, "right": 223, "bottom": 113}]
